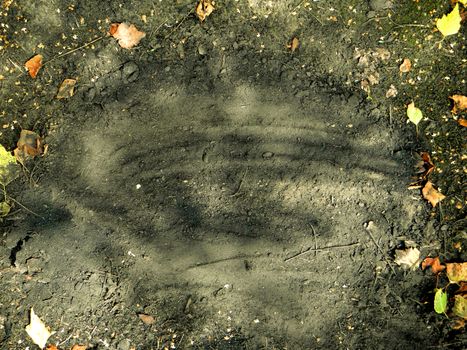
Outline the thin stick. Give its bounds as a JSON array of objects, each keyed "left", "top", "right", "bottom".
[
  {"left": 284, "top": 242, "right": 360, "bottom": 262},
  {"left": 309, "top": 223, "right": 318, "bottom": 258},
  {"left": 365, "top": 227, "right": 396, "bottom": 274},
  {"left": 42, "top": 35, "right": 106, "bottom": 67},
  {"left": 7, "top": 195, "right": 44, "bottom": 219}
]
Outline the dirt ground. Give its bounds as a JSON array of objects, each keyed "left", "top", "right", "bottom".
[{"left": 0, "top": 1, "right": 466, "bottom": 349}]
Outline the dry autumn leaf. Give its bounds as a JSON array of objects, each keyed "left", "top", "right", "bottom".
[
  {"left": 458, "top": 118, "right": 467, "bottom": 127},
  {"left": 399, "top": 58, "right": 412, "bottom": 73},
  {"left": 421, "top": 257, "right": 446, "bottom": 274},
  {"left": 453, "top": 295, "right": 467, "bottom": 319},
  {"left": 450, "top": 95, "right": 467, "bottom": 114},
  {"left": 385, "top": 84, "right": 398, "bottom": 98},
  {"left": 110, "top": 23, "right": 145, "bottom": 49},
  {"left": 56, "top": 78, "right": 77, "bottom": 99},
  {"left": 71, "top": 345, "right": 87, "bottom": 350},
  {"left": 287, "top": 37, "right": 300, "bottom": 52},
  {"left": 25, "top": 54, "right": 43, "bottom": 78},
  {"left": 422, "top": 181, "right": 446, "bottom": 207},
  {"left": 415, "top": 152, "right": 435, "bottom": 179},
  {"left": 195, "top": 0, "right": 215, "bottom": 22},
  {"left": 446, "top": 262, "right": 467, "bottom": 283},
  {"left": 138, "top": 313, "right": 155, "bottom": 325},
  {"left": 13, "top": 130, "right": 44, "bottom": 165},
  {"left": 46, "top": 345, "right": 58, "bottom": 350},
  {"left": 394, "top": 247, "right": 421, "bottom": 270},
  {"left": 25, "top": 308, "right": 53, "bottom": 349}
]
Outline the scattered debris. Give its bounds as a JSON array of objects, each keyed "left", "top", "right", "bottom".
[
  {"left": 25, "top": 54, "right": 43, "bottom": 78},
  {"left": 25, "top": 308, "right": 53, "bottom": 349},
  {"left": 109, "top": 23, "right": 146, "bottom": 49}
]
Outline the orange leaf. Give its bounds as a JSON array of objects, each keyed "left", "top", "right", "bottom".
[
  {"left": 446, "top": 263, "right": 467, "bottom": 283},
  {"left": 450, "top": 95, "right": 467, "bottom": 114},
  {"left": 71, "top": 345, "right": 87, "bottom": 350},
  {"left": 56, "top": 78, "right": 77, "bottom": 99},
  {"left": 421, "top": 257, "right": 446, "bottom": 274},
  {"left": 195, "top": 0, "right": 215, "bottom": 22},
  {"left": 399, "top": 58, "right": 411, "bottom": 73},
  {"left": 138, "top": 313, "right": 155, "bottom": 325},
  {"left": 25, "top": 54, "right": 43, "bottom": 78},
  {"left": 110, "top": 23, "right": 145, "bottom": 49},
  {"left": 287, "top": 37, "right": 300, "bottom": 52},
  {"left": 458, "top": 118, "right": 467, "bottom": 127},
  {"left": 46, "top": 346, "right": 58, "bottom": 350},
  {"left": 13, "top": 130, "right": 44, "bottom": 165},
  {"left": 422, "top": 181, "right": 446, "bottom": 207}
]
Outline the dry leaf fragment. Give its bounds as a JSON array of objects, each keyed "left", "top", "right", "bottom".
[
  {"left": 394, "top": 247, "right": 421, "bottom": 270},
  {"left": 385, "top": 84, "right": 398, "bottom": 98},
  {"left": 71, "top": 345, "right": 87, "bottom": 350},
  {"left": 46, "top": 346, "right": 58, "bottom": 350},
  {"left": 399, "top": 58, "right": 412, "bottom": 73},
  {"left": 25, "top": 308, "right": 53, "bottom": 349},
  {"left": 446, "top": 262, "right": 467, "bottom": 283},
  {"left": 138, "top": 313, "right": 155, "bottom": 325},
  {"left": 422, "top": 181, "right": 446, "bottom": 207},
  {"left": 110, "top": 23, "right": 145, "bottom": 49},
  {"left": 13, "top": 130, "right": 44, "bottom": 165},
  {"left": 287, "top": 37, "right": 300, "bottom": 52},
  {"left": 458, "top": 118, "right": 467, "bottom": 127},
  {"left": 195, "top": 0, "right": 215, "bottom": 22},
  {"left": 56, "top": 78, "right": 77, "bottom": 99},
  {"left": 25, "top": 54, "right": 43, "bottom": 78},
  {"left": 421, "top": 257, "right": 446, "bottom": 274},
  {"left": 453, "top": 295, "right": 467, "bottom": 319},
  {"left": 450, "top": 95, "right": 467, "bottom": 114},
  {"left": 415, "top": 152, "right": 435, "bottom": 178}
]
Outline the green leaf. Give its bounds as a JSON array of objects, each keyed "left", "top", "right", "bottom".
[
  {"left": 0, "top": 201, "right": 10, "bottom": 217},
  {"left": 407, "top": 102, "right": 423, "bottom": 126},
  {"left": 453, "top": 295, "right": 467, "bottom": 319},
  {"left": 436, "top": 4, "right": 462, "bottom": 37},
  {"left": 434, "top": 288, "right": 448, "bottom": 314},
  {"left": 0, "top": 145, "right": 20, "bottom": 186}
]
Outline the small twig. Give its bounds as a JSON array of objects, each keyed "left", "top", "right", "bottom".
[
  {"left": 284, "top": 242, "right": 360, "bottom": 262},
  {"left": 7, "top": 196, "right": 44, "bottom": 219},
  {"left": 309, "top": 223, "right": 318, "bottom": 258},
  {"left": 230, "top": 168, "right": 248, "bottom": 197},
  {"left": 365, "top": 227, "right": 396, "bottom": 274}
]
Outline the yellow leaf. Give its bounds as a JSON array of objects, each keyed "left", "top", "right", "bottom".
[
  {"left": 407, "top": 102, "right": 423, "bottom": 126},
  {"left": 0, "top": 144, "right": 20, "bottom": 186},
  {"left": 446, "top": 262, "right": 467, "bottom": 283},
  {"left": 436, "top": 4, "right": 462, "bottom": 37},
  {"left": 25, "top": 308, "right": 53, "bottom": 349},
  {"left": 459, "top": 0, "right": 467, "bottom": 6},
  {"left": 453, "top": 295, "right": 467, "bottom": 319},
  {"left": 0, "top": 201, "right": 10, "bottom": 217}
]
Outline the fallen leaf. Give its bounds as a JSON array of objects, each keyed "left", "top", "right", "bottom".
[
  {"left": 453, "top": 242, "right": 462, "bottom": 252},
  {"left": 0, "top": 201, "right": 10, "bottom": 217},
  {"left": 287, "top": 37, "right": 300, "bottom": 52},
  {"left": 71, "top": 345, "right": 87, "bottom": 350},
  {"left": 446, "top": 262, "right": 467, "bottom": 283},
  {"left": 399, "top": 58, "right": 412, "bottom": 73},
  {"left": 436, "top": 4, "right": 462, "bottom": 37},
  {"left": 451, "top": 318, "right": 465, "bottom": 330},
  {"left": 110, "top": 23, "right": 145, "bottom": 49},
  {"left": 13, "top": 130, "right": 44, "bottom": 165},
  {"left": 394, "top": 247, "right": 421, "bottom": 270},
  {"left": 407, "top": 102, "right": 423, "bottom": 126},
  {"left": 25, "top": 308, "right": 53, "bottom": 349},
  {"left": 46, "top": 346, "right": 58, "bottom": 350},
  {"left": 422, "top": 181, "right": 446, "bottom": 207},
  {"left": 415, "top": 152, "right": 435, "bottom": 178},
  {"left": 25, "top": 54, "right": 43, "bottom": 78},
  {"left": 453, "top": 295, "right": 467, "bottom": 319},
  {"left": 0, "top": 144, "right": 20, "bottom": 186},
  {"left": 421, "top": 257, "right": 446, "bottom": 274},
  {"left": 56, "top": 79, "right": 77, "bottom": 99},
  {"left": 434, "top": 288, "right": 448, "bottom": 314},
  {"left": 195, "top": 0, "right": 215, "bottom": 22},
  {"left": 459, "top": 118, "right": 467, "bottom": 127},
  {"left": 138, "top": 313, "right": 155, "bottom": 325},
  {"left": 385, "top": 84, "right": 398, "bottom": 98},
  {"left": 450, "top": 95, "right": 467, "bottom": 114}
]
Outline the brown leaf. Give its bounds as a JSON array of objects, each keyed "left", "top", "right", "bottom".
[
  {"left": 422, "top": 181, "right": 446, "bottom": 207},
  {"left": 421, "top": 257, "right": 446, "bottom": 274},
  {"left": 459, "top": 118, "right": 467, "bottom": 127},
  {"left": 287, "top": 37, "right": 300, "bottom": 52},
  {"left": 450, "top": 95, "right": 467, "bottom": 114},
  {"left": 416, "top": 152, "right": 435, "bottom": 178},
  {"left": 13, "top": 130, "right": 44, "bottom": 165},
  {"left": 71, "top": 345, "right": 87, "bottom": 350},
  {"left": 195, "top": 0, "right": 215, "bottom": 22},
  {"left": 394, "top": 247, "right": 421, "bottom": 270},
  {"left": 46, "top": 346, "right": 58, "bottom": 350},
  {"left": 110, "top": 23, "right": 145, "bottom": 49},
  {"left": 138, "top": 313, "right": 155, "bottom": 325},
  {"left": 56, "top": 78, "right": 77, "bottom": 99},
  {"left": 25, "top": 54, "right": 43, "bottom": 78},
  {"left": 446, "top": 262, "right": 467, "bottom": 283},
  {"left": 399, "top": 58, "right": 411, "bottom": 73}
]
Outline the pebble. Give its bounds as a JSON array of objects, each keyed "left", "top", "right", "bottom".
[
  {"left": 198, "top": 44, "right": 207, "bottom": 55},
  {"left": 262, "top": 152, "right": 274, "bottom": 159}
]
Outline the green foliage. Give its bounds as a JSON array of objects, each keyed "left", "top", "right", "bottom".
[
  {"left": 434, "top": 288, "right": 448, "bottom": 314},
  {"left": 407, "top": 102, "right": 423, "bottom": 126},
  {"left": 0, "top": 145, "right": 19, "bottom": 186}
]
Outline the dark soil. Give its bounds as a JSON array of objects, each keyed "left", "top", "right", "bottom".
[{"left": 0, "top": 1, "right": 466, "bottom": 349}]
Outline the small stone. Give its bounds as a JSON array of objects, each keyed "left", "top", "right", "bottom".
[
  {"left": 262, "top": 152, "right": 274, "bottom": 159},
  {"left": 117, "top": 339, "right": 131, "bottom": 350},
  {"left": 198, "top": 44, "right": 207, "bottom": 55}
]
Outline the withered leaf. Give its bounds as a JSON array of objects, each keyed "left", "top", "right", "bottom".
[
  {"left": 453, "top": 295, "right": 467, "bottom": 319},
  {"left": 138, "top": 313, "right": 155, "bottom": 325},
  {"left": 394, "top": 247, "right": 421, "bottom": 270},
  {"left": 71, "top": 345, "right": 87, "bottom": 350},
  {"left": 110, "top": 23, "right": 146, "bottom": 49},
  {"left": 415, "top": 152, "right": 435, "bottom": 178},
  {"left": 385, "top": 85, "right": 398, "bottom": 98},
  {"left": 13, "top": 130, "right": 44, "bottom": 165},
  {"left": 450, "top": 95, "right": 467, "bottom": 114},
  {"left": 446, "top": 262, "right": 467, "bottom": 283},
  {"left": 287, "top": 37, "right": 300, "bottom": 52},
  {"left": 46, "top": 346, "right": 58, "bottom": 350},
  {"left": 399, "top": 58, "right": 412, "bottom": 73},
  {"left": 421, "top": 257, "right": 446, "bottom": 274},
  {"left": 56, "top": 78, "right": 77, "bottom": 99},
  {"left": 459, "top": 118, "right": 467, "bottom": 127},
  {"left": 25, "top": 54, "right": 43, "bottom": 78},
  {"left": 195, "top": 0, "right": 215, "bottom": 22},
  {"left": 25, "top": 308, "right": 53, "bottom": 349},
  {"left": 422, "top": 181, "right": 446, "bottom": 207}
]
